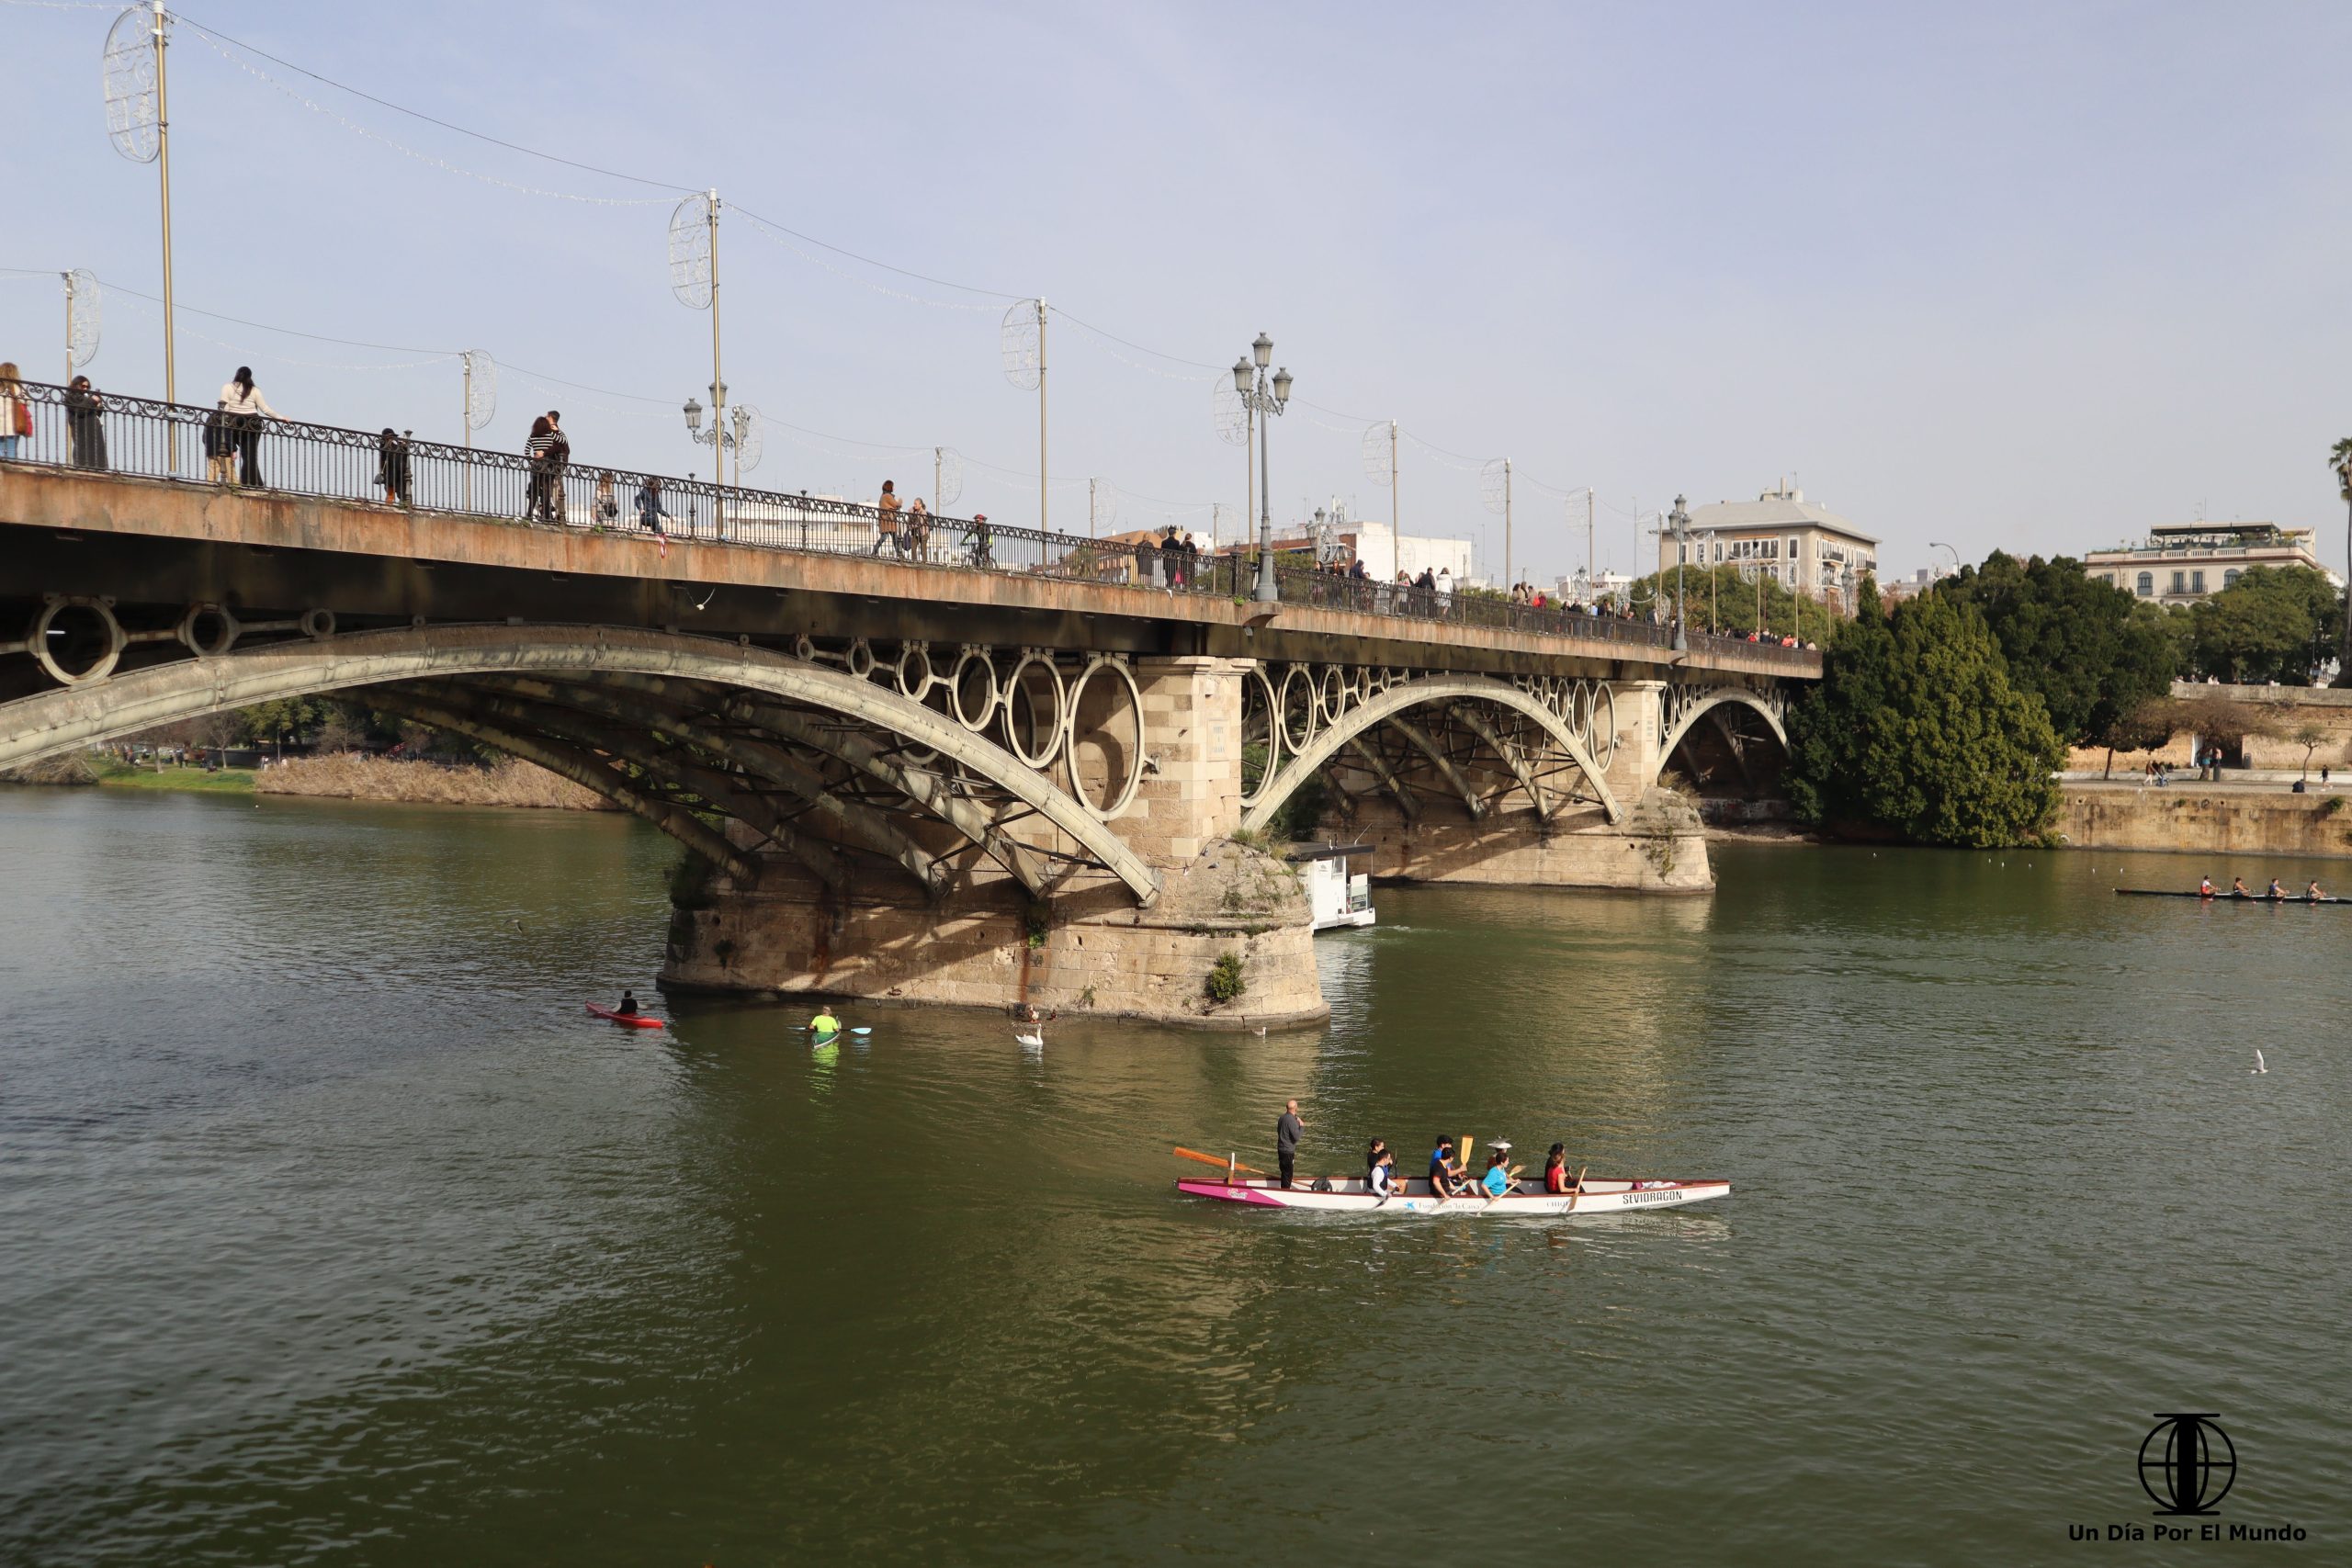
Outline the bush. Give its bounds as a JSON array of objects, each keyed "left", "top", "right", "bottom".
[
  {"left": 1205, "top": 952, "right": 1247, "bottom": 1004},
  {"left": 668, "top": 848, "right": 720, "bottom": 909}
]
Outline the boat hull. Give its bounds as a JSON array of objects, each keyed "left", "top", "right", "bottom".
[
  {"left": 1175, "top": 1175, "right": 1729, "bottom": 1215},
  {"left": 587, "top": 1003, "right": 665, "bottom": 1029}
]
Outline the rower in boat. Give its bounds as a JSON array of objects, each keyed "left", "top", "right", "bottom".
[
  {"left": 1479, "top": 1149, "right": 1517, "bottom": 1198},
  {"left": 2199, "top": 875, "right": 2215, "bottom": 898},
  {"left": 2231, "top": 876, "right": 2251, "bottom": 897},
  {"left": 808, "top": 1007, "right": 842, "bottom": 1043},
  {"left": 615, "top": 988, "right": 639, "bottom": 1017},
  {"left": 2267, "top": 878, "right": 2286, "bottom": 899},
  {"left": 1366, "top": 1139, "right": 1396, "bottom": 1198},
  {"left": 2311, "top": 880, "right": 2327, "bottom": 902},
  {"left": 1543, "top": 1144, "right": 1578, "bottom": 1195},
  {"left": 1427, "top": 1136, "right": 1466, "bottom": 1199}
]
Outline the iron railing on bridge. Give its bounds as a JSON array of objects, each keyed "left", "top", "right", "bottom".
[{"left": 0, "top": 378, "right": 1818, "bottom": 671}]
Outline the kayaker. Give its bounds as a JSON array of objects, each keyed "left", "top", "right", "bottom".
[
  {"left": 1543, "top": 1143, "right": 1577, "bottom": 1194},
  {"left": 1480, "top": 1149, "right": 1516, "bottom": 1199},
  {"left": 1365, "top": 1139, "right": 1396, "bottom": 1197},
  {"left": 808, "top": 1007, "right": 842, "bottom": 1039},
  {"left": 1427, "top": 1136, "right": 1465, "bottom": 1199},
  {"left": 616, "top": 988, "right": 639, "bottom": 1017},
  {"left": 1275, "top": 1099, "right": 1306, "bottom": 1190}
]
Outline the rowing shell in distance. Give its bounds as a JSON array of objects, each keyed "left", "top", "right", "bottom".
[
  {"left": 2113, "top": 889, "right": 2346, "bottom": 904},
  {"left": 1174, "top": 1175, "right": 1731, "bottom": 1215}
]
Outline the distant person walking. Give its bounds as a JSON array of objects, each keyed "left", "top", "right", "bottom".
[
  {"left": 375, "top": 428, "right": 411, "bottom": 506},
  {"left": 593, "top": 471, "right": 619, "bottom": 527},
  {"left": 873, "top": 479, "right": 904, "bottom": 555},
  {"left": 201, "top": 400, "right": 238, "bottom": 484},
  {"left": 217, "top": 367, "right": 279, "bottom": 488},
  {"left": 64, "top": 376, "right": 106, "bottom": 470},
  {"left": 0, "top": 362, "right": 26, "bottom": 461},
  {"left": 1275, "top": 1098, "right": 1306, "bottom": 1190},
  {"left": 635, "top": 478, "right": 673, "bottom": 536}
]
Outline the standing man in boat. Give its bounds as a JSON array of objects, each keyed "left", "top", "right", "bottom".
[{"left": 1275, "top": 1099, "right": 1306, "bottom": 1190}]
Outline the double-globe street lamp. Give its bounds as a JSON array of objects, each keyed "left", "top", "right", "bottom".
[
  {"left": 1231, "top": 333, "right": 1294, "bottom": 603},
  {"left": 1668, "top": 494, "right": 1691, "bottom": 652},
  {"left": 683, "top": 384, "right": 756, "bottom": 532}
]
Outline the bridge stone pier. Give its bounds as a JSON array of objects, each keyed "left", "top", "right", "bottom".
[{"left": 0, "top": 457, "right": 1815, "bottom": 1028}]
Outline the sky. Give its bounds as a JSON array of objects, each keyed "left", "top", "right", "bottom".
[{"left": 5, "top": 0, "right": 2351, "bottom": 587}]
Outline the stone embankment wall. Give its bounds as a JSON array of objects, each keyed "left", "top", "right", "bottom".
[
  {"left": 1320, "top": 788, "right": 1712, "bottom": 892},
  {"left": 255, "top": 752, "right": 615, "bottom": 809},
  {"left": 2067, "top": 682, "right": 2352, "bottom": 774},
  {"left": 2058, "top": 785, "right": 2352, "bottom": 859}
]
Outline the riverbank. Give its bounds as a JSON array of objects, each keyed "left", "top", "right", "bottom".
[
  {"left": 0, "top": 755, "right": 259, "bottom": 793},
  {"left": 254, "top": 753, "right": 615, "bottom": 810},
  {"left": 2058, "top": 778, "right": 2352, "bottom": 859}
]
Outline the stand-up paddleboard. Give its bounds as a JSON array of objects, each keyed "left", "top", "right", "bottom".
[{"left": 587, "top": 1003, "right": 665, "bottom": 1029}]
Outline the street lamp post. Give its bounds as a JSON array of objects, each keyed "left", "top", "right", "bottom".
[
  {"left": 2337, "top": 460, "right": 2352, "bottom": 685},
  {"left": 1232, "top": 333, "right": 1293, "bottom": 603},
  {"left": 682, "top": 384, "right": 753, "bottom": 534},
  {"left": 1669, "top": 495, "right": 1691, "bottom": 652}
]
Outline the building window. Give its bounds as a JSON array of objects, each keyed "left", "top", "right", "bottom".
[
  {"left": 2170, "top": 570, "right": 2186, "bottom": 594},
  {"left": 1788, "top": 536, "right": 1802, "bottom": 561},
  {"left": 2137, "top": 572, "right": 2154, "bottom": 596},
  {"left": 2190, "top": 570, "right": 2206, "bottom": 593},
  {"left": 2223, "top": 569, "right": 2241, "bottom": 588}
]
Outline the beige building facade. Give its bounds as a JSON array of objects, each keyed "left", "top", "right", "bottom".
[
  {"left": 2084, "top": 523, "right": 2329, "bottom": 606},
  {"left": 1662, "top": 482, "right": 1880, "bottom": 609}
]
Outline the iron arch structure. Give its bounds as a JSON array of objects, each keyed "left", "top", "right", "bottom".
[
  {"left": 1238, "top": 668, "right": 1625, "bottom": 835},
  {"left": 0, "top": 621, "right": 1162, "bottom": 907},
  {"left": 1657, "top": 683, "right": 1790, "bottom": 765}
]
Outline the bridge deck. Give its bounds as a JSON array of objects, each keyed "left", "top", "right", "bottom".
[{"left": 0, "top": 465, "right": 1818, "bottom": 681}]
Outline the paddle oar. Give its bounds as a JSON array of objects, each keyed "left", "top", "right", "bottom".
[
  {"left": 1173, "top": 1145, "right": 1268, "bottom": 1177},
  {"left": 1564, "top": 1164, "right": 1589, "bottom": 1215}
]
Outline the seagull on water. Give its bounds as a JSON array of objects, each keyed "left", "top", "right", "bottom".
[{"left": 2252, "top": 1050, "right": 2268, "bottom": 1075}]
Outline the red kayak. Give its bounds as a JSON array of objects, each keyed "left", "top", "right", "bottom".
[{"left": 586, "top": 1003, "right": 665, "bottom": 1030}]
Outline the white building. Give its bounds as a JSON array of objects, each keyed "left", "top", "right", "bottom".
[
  {"left": 2084, "top": 523, "right": 2336, "bottom": 606},
  {"left": 1351, "top": 518, "right": 1476, "bottom": 584},
  {"left": 1556, "top": 569, "right": 1635, "bottom": 604}
]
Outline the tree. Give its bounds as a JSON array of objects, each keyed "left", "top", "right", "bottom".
[
  {"left": 1788, "top": 585, "right": 2064, "bottom": 847},
  {"left": 2098, "top": 697, "right": 2182, "bottom": 779},
  {"left": 2292, "top": 721, "right": 2332, "bottom": 782},
  {"left": 1934, "top": 550, "right": 2180, "bottom": 749},
  {"left": 2333, "top": 436, "right": 2352, "bottom": 687},
  {"left": 2187, "top": 566, "right": 2342, "bottom": 684}
]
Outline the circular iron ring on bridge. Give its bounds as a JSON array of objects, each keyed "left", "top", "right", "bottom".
[
  {"left": 31, "top": 596, "right": 127, "bottom": 687},
  {"left": 843, "top": 637, "right": 877, "bottom": 680},
  {"left": 1277, "top": 664, "right": 1320, "bottom": 754},
  {"left": 1064, "top": 656, "right": 1145, "bottom": 821},
  {"left": 1589, "top": 684, "right": 1618, "bottom": 767},
  {"left": 176, "top": 603, "right": 241, "bottom": 660},
  {"left": 300, "top": 608, "right": 336, "bottom": 640},
  {"left": 1318, "top": 665, "right": 1348, "bottom": 723},
  {"left": 895, "top": 640, "right": 933, "bottom": 699},
  {"left": 1238, "top": 664, "right": 1280, "bottom": 807},
  {"left": 1001, "top": 652, "right": 1067, "bottom": 770},
  {"left": 949, "top": 647, "right": 998, "bottom": 732}
]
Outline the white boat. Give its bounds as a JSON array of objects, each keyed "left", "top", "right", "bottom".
[{"left": 1174, "top": 1173, "right": 1729, "bottom": 1215}]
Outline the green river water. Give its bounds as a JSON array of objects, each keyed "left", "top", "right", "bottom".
[{"left": 1, "top": 789, "right": 2344, "bottom": 1565}]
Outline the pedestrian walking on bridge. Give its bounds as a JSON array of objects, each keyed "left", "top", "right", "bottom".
[
  {"left": 874, "top": 479, "right": 905, "bottom": 555},
  {"left": 65, "top": 376, "right": 106, "bottom": 471},
  {"left": 0, "top": 363, "right": 27, "bottom": 462}
]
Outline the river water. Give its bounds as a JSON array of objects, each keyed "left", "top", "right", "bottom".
[{"left": 1, "top": 789, "right": 2343, "bottom": 1565}]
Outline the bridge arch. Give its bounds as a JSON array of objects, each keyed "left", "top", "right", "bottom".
[
  {"left": 1238, "top": 673, "right": 1623, "bottom": 834},
  {"left": 0, "top": 622, "right": 1161, "bottom": 906},
  {"left": 1656, "top": 684, "right": 1792, "bottom": 794}
]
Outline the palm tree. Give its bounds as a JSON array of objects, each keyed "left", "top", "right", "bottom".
[{"left": 2334, "top": 439, "right": 2352, "bottom": 684}]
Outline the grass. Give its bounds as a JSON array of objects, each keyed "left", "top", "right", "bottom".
[{"left": 91, "top": 758, "right": 257, "bottom": 793}]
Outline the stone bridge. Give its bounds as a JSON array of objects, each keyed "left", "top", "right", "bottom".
[{"left": 0, "top": 432, "right": 1815, "bottom": 1027}]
